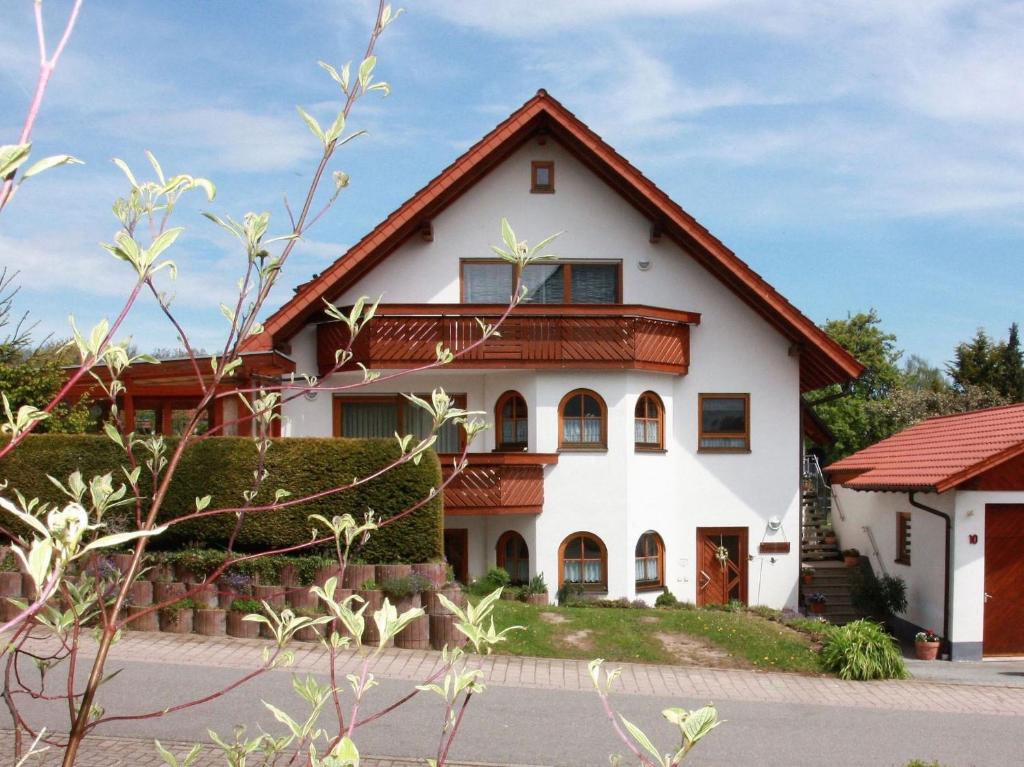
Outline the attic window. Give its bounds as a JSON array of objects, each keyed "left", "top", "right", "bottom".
[{"left": 531, "top": 161, "right": 554, "bottom": 193}]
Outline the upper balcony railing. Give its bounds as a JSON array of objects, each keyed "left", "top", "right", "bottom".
[
  {"left": 316, "top": 304, "right": 699, "bottom": 377},
  {"left": 440, "top": 453, "right": 558, "bottom": 516}
]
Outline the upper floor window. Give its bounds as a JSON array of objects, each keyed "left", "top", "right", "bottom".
[
  {"left": 698, "top": 393, "right": 750, "bottom": 452},
  {"left": 531, "top": 160, "right": 554, "bottom": 193},
  {"left": 896, "top": 512, "right": 912, "bottom": 565},
  {"left": 334, "top": 394, "right": 466, "bottom": 453},
  {"left": 495, "top": 390, "right": 528, "bottom": 451},
  {"left": 559, "top": 389, "right": 607, "bottom": 449},
  {"left": 461, "top": 260, "right": 620, "bottom": 305},
  {"left": 634, "top": 392, "right": 664, "bottom": 450}
]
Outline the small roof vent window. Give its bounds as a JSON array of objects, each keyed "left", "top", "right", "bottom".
[{"left": 531, "top": 160, "right": 554, "bottom": 193}]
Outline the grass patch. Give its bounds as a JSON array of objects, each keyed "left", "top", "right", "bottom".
[{"left": 488, "top": 599, "right": 823, "bottom": 673}]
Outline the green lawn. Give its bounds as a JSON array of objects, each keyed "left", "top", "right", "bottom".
[{"left": 487, "top": 600, "right": 824, "bottom": 674}]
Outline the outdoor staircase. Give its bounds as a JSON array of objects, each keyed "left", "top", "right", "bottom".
[{"left": 799, "top": 454, "right": 866, "bottom": 625}]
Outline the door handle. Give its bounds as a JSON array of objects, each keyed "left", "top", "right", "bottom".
[
  {"left": 699, "top": 570, "right": 712, "bottom": 591},
  {"left": 984, "top": 592, "right": 993, "bottom": 603}
]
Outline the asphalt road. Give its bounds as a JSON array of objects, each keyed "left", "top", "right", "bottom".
[{"left": 2, "top": 658, "right": 1014, "bottom": 766}]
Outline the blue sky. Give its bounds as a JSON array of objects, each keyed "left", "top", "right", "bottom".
[{"left": 1, "top": 1, "right": 1022, "bottom": 368}]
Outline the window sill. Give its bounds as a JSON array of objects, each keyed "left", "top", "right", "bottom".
[
  {"left": 635, "top": 583, "right": 665, "bottom": 593},
  {"left": 530, "top": 188, "right": 555, "bottom": 194},
  {"left": 894, "top": 558, "right": 911, "bottom": 567},
  {"left": 698, "top": 448, "right": 751, "bottom": 454},
  {"left": 635, "top": 446, "right": 667, "bottom": 454},
  {"left": 493, "top": 446, "right": 529, "bottom": 454},
  {"left": 558, "top": 446, "right": 608, "bottom": 454}
]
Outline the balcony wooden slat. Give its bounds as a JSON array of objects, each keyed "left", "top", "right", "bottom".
[
  {"left": 440, "top": 453, "right": 557, "bottom": 516},
  {"left": 317, "top": 304, "right": 698, "bottom": 377}
]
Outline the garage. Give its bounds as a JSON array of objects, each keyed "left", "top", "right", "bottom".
[{"left": 985, "top": 505, "right": 1024, "bottom": 656}]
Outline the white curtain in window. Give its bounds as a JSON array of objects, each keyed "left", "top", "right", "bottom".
[
  {"left": 342, "top": 403, "right": 397, "bottom": 438},
  {"left": 635, "top": 557, "right": 658, "bottom": 582},
  {"left": 564, "top": 561, "right": 581, "bottom": 583},
  {"left": 583, "top": 560, "right": 602, "bottom": 583},
  {"left": 563, "top": 420, "right": 581, "bottom": 443},
  {"left": 583, "top": 418, "right": 601, "bottom": 443}
]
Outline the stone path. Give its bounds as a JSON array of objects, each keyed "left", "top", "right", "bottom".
[{"left": 20, "top": 630, "right": 1024, "bottom": 718}]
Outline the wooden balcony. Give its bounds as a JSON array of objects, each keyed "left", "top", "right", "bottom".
[
  {"left": 316, "top": 304, "right": 699, "bottom": 377},
  {"left": 440, "top": 453, "right": 558, "bottom": 516}
]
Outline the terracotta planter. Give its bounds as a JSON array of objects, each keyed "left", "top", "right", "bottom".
[
  {"left": 801, "top": 574, "right": 814, "bottom": 586},
  {"left": 192, "top": 583, "right": 219, "bottom": 609},
  {"left": 395, "top": 613, "right": 430, "bottom": 650},
  {"left": 153, "top": 581, "right": 187, "bottom": 604},
  {"left": 342, "top": 563, "right": 377, "bottom": 589},
  {"left": 295, "top": 622, "right": 325, "bottom": 642},
  {"left": 526, "top": 593, "right": 548, "bottom": 606},
  {"left": 111, "top": 553, "right": 135, "bottom": 573},
  {"left": 915, "top": 640, "right": 941, "bottom": 661},
  {"left": 429, "top": 613, "right": 468, "bottom": 651},
  {"left": 278, "top": 564, "right": 299, "bottom": 587},
  {"left": 424, "top": 586, "right": 466, "bottom": 615},
  {"left": 824, "top": 535, "right": 837, "bottom": 545},
  {"left": 412, "top": 562, "right": 447, "bottom": 589},
  {"left": 226, "top": 611, "right": 260, "bottom": 639},
  {"left": 0, "top": 598, "right": 24, "bottom": 622},
  {"left": 159, "top": 608, "right": 194, "bottom": 634},
  {"left": 254, "top": 584, "right": 286, "bottom": 609},
  {"left": 843, "top": 556, "right": 860, "bottom": 567},
  {"left": 147, "top": 563, "right": 174, "bottom": 583},
  {"left": 287, "top": 585, "right": 319, "bottom": 612},
  {"left": 195, "top": 608, "right": 226, "bottom": 636},
  {"left": 218, "top": 587, "right": 240, "bottom": 609},
  {"left": 315, "top": 564, "right": 344, "bottom": 587},
  {"left": 174, "top": 563, "right": 200, "bottom": 583},
  {"left": 376, "top": 564, "right": 412, "bottom": 584},
  {"left": 357, "top": 589, "right": 391, "bottom": 647},
  {"left": 808, "top": 602, "right": 826, "bottom": 615},
  {"left": 0, "top": 571, "right": 23, "bottom": 597},
  {"left": 125, "top": 605, "right": 159, "bottom": 632},
  {"left": 21, "top": 573, "right": 36, "bottom": 598},
  {"left": 127, "top": 580, "right": 154, "bottom": 606}
]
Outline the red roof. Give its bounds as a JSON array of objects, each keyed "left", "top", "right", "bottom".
[
  {"left": 827, "top": 403, "right": 1024, "bottom": 492},
  {"left": 248, "top": 90, "right": 862, "bottom": 392}
]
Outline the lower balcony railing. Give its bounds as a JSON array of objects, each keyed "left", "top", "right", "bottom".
[
  {"left": 440, "top": 453, "right": 558, "bottom": 516},
  {"left": 317, "top": 304, "right": 698, "bottom": 376}
]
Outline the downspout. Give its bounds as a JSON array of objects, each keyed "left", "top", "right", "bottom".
[{"left": 908, "top": 492, "right": 952, "bottom": 658}]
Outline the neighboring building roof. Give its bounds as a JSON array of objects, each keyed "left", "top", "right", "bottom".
[
  {"left": 826, "top": 403, "right": 1024, "bottom": 492},
  {"left": 246, "top": 89, "right": 863, "bottom": 392}
]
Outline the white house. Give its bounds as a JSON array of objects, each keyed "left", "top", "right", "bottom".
[
  {"left": 826, "top": 403, "right": 1024, "bottom": 660},
  {"left": 99, "top": 91, "right": 863, "bottom": 608}
]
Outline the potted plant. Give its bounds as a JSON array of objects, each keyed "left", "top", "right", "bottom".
[
  {"left": 801, "top": 565, "right": 815, "bottom": 585},
  {"left": 524, "top": 573, "right": 548, "bottom": 606},
  {"left": 842, "top": 548, "right": 861, "bottom": 567},
  {"left": 806, "top": 592, "right": 827, "bottom": 614},
  {"left": 218, "top": 572, "right": 252, "bottom": 609},
  {"left": 194, "top": 605, "right": 227, "bottom": 636},
  {"left": 159, "top": 598, "right": 196, "bottom": 634},
  {"left": 822, "top": 527, "right": 837, "bottom": 545},
  {"left": 915, "top": 629, "right": 941, "bottom": 660},
  {"left": 226, "top": 598, "right": 263, "bottom": 639}
]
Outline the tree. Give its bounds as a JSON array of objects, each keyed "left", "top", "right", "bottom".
[
  {"left": 997, "top": 323, "right": 1024, "bottom": 401},
  {"left": 902, "top": 354, "right": 947, "bottom": 393},
  {"left": 809, "top": 310, "right": 903, "bottom": 460},
  {"left": 948, "top": 328, "right": 999, "bottom": 393}
]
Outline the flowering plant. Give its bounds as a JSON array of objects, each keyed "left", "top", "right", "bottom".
[
  {"left": 915, "top": 628, "right": 940, "bottom": 643},
  {"left": 806, "top": 592, "right": 827, "bottom": 604}
]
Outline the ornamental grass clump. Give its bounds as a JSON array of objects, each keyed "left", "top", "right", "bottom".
[{"left": 821, "top": 619, "right": 909, "bottom": 680}]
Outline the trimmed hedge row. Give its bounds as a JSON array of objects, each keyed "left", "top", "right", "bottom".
[{"left": 0, "top": 435, "right": 443, "bottom": 563}]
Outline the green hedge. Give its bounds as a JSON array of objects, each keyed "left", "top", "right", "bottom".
[{"left": 0, "top": 435, "right": 443, "bottom": 563}]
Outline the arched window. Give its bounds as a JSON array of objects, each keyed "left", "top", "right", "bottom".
[
  {"left": 496, "top": 531, "right": 529, "bottom": 585},
  {"left": 559, "top": 532, "right": 607, "bottom": 589},
  {"left": 635, "top": 531, "right": 665, "bottom": 589},
  {"left": 634, "top": 392, "right": 664, "bottom": 450},
  {"left": 558, "top": 389, "right": 607, "bottom": 449},
  {"left": 495, "top": 391, "right": 528, "bottom": 451}
]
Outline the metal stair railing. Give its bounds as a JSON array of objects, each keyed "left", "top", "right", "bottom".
[
  {"left": 861, "top": 525, "right": 888, "bottom": 578},
  {"left": 801, "top": 454, "right": 841, "bottom": 523}
]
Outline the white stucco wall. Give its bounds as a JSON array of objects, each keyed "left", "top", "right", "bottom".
[{"left": 279, "top": 135, "right": 804, "bottom": 608}]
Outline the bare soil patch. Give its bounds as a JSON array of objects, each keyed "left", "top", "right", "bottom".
[
  {"left": 655, "top": 632, "right": 750, "bottom": 669},
  {"left": 561, "top": 629, "right": 595, "bottom": 652},
  {"left": 539, "top": 612, "right": 569, "bottom": 625}
]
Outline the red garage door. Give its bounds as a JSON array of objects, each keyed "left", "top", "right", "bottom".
[{"left": 985, "top": 505, "right": 1024, "bottom": 656}]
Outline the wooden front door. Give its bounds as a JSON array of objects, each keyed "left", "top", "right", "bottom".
[
  {"left": 984, "top": 505, "right": 1024, "bottom": 656},
  {"left": 697, "top": 527, "right": 748, "bottom": 607},
  {"left": 444, "top": 529, "right": 469, "bottom": 585}
]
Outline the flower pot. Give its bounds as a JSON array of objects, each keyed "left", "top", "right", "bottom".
[
  {"left": 278, "top": 564, "right": 299, "bottom": 586},
  {"left": 147, "top": 563, "right": 174, "bottom": 583},
  {"left": 195, "top": 608, "right": 226, "bottom": 636},
  {"left": 0, "top": 572, "right": 24, "bottom": 597},
  {"left": 843, "top": 555, "right": 860, "bottom": 567},
  {"left": 287, "top": 585, "right": 319, "bottom": 612},
  {"left": 295, "top": 622, "right": 325, "bottom": 642},
  {"left": 429, "top": 613, "right": 468, "bottom": 651},
  {"left": 111, "top": 553, "right": 135, "bottom": 573},
  {"left": 412, "top": 562, "right": 447, "bottom": 589},
  {"left": 357, "top": 589, "right": 391, "bottom": 647},
  {"left": 808, "top": 602, "right": 826, "bottom": 615},
  {"left": 127, "top": 580, "right": 154, "bottom": 606},
  {"left": 226, "top": 611, "right": 260, "bottom": 639},
  {"left": 218, "top": 588, "right": 240, "bottom": 609},
  {"left": 342, "top": 563, "right": 376, "bottom": 590},
  {"left": 0, "top": 598, "right": 25, "bottom": 622},
  {"left": 395, "top": 613, "right": 430, "bottom": 650},
  {"left": 823, "top": 535, "right": 837, "bottom": 545},
  {"left": 153, "top": 581, "right": 187, "bottom": 605},
  {"left": 254, "top": 584, "right": 286, "bottom": 609},
  {"left": 526, "top": 593, "right": 548, "bottom": 606},
  {"left": 801, "top": 574, "right": 814, "bottom": 586},
  {"left": 192, "top": 583, "right": 219, "bottom": 609},
  {"left": 915, "top": 640, "right": 941, "bottom": 661},
  {"left": 174, "top": 563, "right": 200, "bottom": 584},
  {"left": 376, "top": 564, "right": 412, "bottom": 584},
  {"left": 125, "top": 605, "right": 159, "bottom": 632},
  {"left": 424, "top": 585, "right": 466, "bottom": 615},
  {"left": 159, "top": 608, "right": 194, "bottom": 634}
]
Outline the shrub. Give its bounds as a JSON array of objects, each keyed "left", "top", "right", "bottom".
[
  {"left": 379, "top": 574, "right": 432, "bottom": 600},
  {"left": 0, "top": 435, "right": 443, "bottom": 562},
  {"left": 555, "top": 582, "right": 585, "bottom": 606},
  {"left": 655, "top": 589, "right": 679, "bottom": 608},
  {"left": 842, "top": 548, "right": 860, "bottom": 558},
  {"left": 820, "top": 619, "right": 909, "bottom": 680},
  {"left": 852, "top": 572, "right": 908, "bottom": 618},
  {"left": 467, "top": 567, "right": 510, "bottom": 596},
  {"left": 229, "top": 598, "right": 263, "bottom": 613}
]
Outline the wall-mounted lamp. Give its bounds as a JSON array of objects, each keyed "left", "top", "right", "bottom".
[
  {"left": 638, "top": 258, "right": 652, "bottom": 271},
  {"left": 303, "top": 390, "right": 319, "bottom": 402},
  {"left": 767, "top": 516, "right": 782, "bottom": 532}
]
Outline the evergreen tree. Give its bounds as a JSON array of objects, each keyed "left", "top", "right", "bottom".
[
  {"left": 948, "top": 328, "right": 998, "bottom": 392},
  {"left": 997, "top": 322, "right": 1024, "bottom": 401}
]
